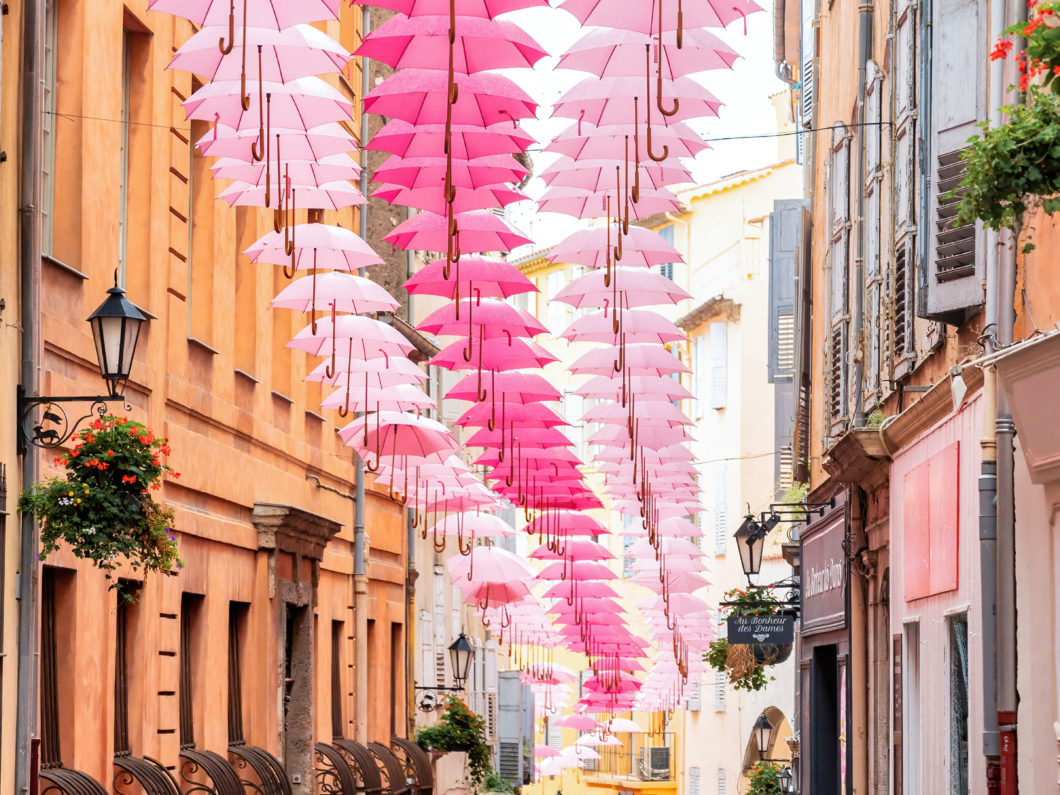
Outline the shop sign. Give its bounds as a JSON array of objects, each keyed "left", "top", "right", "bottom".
[
  {"left": 801, "top": 508, "right": 847, "bottom": 635},
  {"left": 727, "top": 613, "right": 795, "bottom": 645}
]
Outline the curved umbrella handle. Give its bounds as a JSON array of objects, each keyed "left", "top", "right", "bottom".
[
  {"left": 632, "top": 98, "right": 642, "bottom": 203},
  {"left": 284, "top": 183, "right": 296, "bottom": 255},
  {"left": 253, "top": 91, "right": 269, "bottom": 166},
  {"left": 462, "top": 299, "right": 475, "bottom": 362},
  {"left": 646, "top": 124, "right": 670, "bottom": 163},
  {"left": 657, "top": 68, "right": 680, "bottom": 117},
  {"left": 604, "top": 198, "right": 613, "bottom": 288},
  {"left": 219, "top": 0, "right": 235, "bottom": 54},
  {"left": 613, "top": 331, "right": 625, "bottom": 373},
  {"left": 499, "top": 108, "right": 518, "bottom": 129}
]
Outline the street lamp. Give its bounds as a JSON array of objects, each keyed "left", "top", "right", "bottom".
[
  {"left": 753, "top": 713, "right": 773, "bottom": 757},
  {"left": 18, "top": 277, "right": 147, "bottom": 449},
  {"left": 734, "top": 516, "right": 766, "bottom": 579},
  {"left": 777, "top": 767, "right": 794, "bottom": 792},
  {"left": 449, "top": 633, "right": 474, "bottom": 689}
]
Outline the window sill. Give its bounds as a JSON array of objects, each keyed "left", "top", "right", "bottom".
[
  {"left": 187, "top": 337, "right": 219, "bottom": 355},
  {"left": 42, "top": 254, "right": 87, "bottom": 280}
]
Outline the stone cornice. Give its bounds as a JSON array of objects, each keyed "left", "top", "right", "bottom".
[{"left": 251, "top": 502, "right": 342, "bottom": 562}]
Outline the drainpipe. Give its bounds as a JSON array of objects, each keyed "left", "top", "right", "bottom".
[
  {"left": 773, "top": 0, "right": 797, "bottom": 85},
  {"left": 16, "top": 1, "right": 44, "bottom": 793},
  {"left": 354, "top": 3, "right": 372, "bottom": 745},
  {"left": 851, "top": 0, "right": 873, "bottom": 428}
]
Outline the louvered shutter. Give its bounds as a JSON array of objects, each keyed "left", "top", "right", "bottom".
[
  {"left": 792, "top": 203, "right": 813, "bottom": 483},
  {"left": 709, "top": 322, "right": 727, "bottom": 410},
  {"left": 717, "top": 769, "right": 727, "bottom": 795},
  {"left": 799, "top": 0, "right": 815, "bottom": 130},
  {"left": 688, "top": 767, "right": 701, "bottom": 795},
  {"left": 713, "top": 671, "right": 727, "bottom": 712},
  {"left": 658, "top": 225, "right": 676, "bottom": 281},
  {"left": 768, "top": 200, "right": 803, "bottom": 382},
  {"left": 546, "top": 717, "right": 562, "bottom": 750},
  {"left": 828, "top": 126, "right": 852, "bottom": 432},
  {"left": 713, "top": 465, "right": 727, "bottom": 555},
  {"left": 486, "top": 639, "right": 498, "bottom": 740},
  {"left": 686, "top": 675, "right": 701, "bottom": 711},
  {"left": 921, "top": 0, "right": 985, "bottom": 324},
  {"left": 421, "top": 610, "right": 436, "bottom": 688},
  {"left": 864, "top": 65, "right": 884, "bottom": 398}
]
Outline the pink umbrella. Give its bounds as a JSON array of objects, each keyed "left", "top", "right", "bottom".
[
  {"left": 576, "top": 375, "right": 693, "bottom": 402},
  {"left": 535, "top": 745, "right": 561, "bottom": 759},
  {"left": 458, "top": 580, "right": 532, "bottom": 610},
  {"left": 305, "top": 355, "right": 427, "bottom": 386},
  {"left": 553, "top": 714, "right": 600, "bottom": 731},
  {"left": 466, "top": 427, "right": 573, "bottom": 450},
  {"left": 384, "top": 210, "right": 532, "bottom": 253},
  {"left": 169, "top": 24, "right": 350, "bottom": 82},
  {"left": 417, "top": 298, "right": 547, "bottom": 340},
  {"left": 373, "top": 154, "right": 528, "bottom": 190},
  {"left": 149, "top": 0, "right": 340, "bottom": 28},
  {"left": 448, "top": 545, "right": 535, "bottom": 581},
  {"left": 357, "top": 14, "right": 548, "bottom": 73},
  {"left": 340, "top": 412, "right": 460, "bottom": 461},
  {"left": 630, "top": 570, "right": 709, "bottom": 592},
  {"left": 584, "top": 402, "right": 692, "bottom": 427},
  {"left": 364, "top": 70, "right": 537, "bottom": 128},
  {"left": 247, "top": 223, "right": 384, "bottom": 272},
  {"left": 455, "top": 402, "right": 567, "bottom": 430},
  {"left": 185, "top": 77, "right": 354, "bottom": 130},
  {"left": 370, "top": 119, "right": 535, "bottom": 158},
  {"left": 554, "top": 76, "right": 721, "bottom": 126},
  {"left": 431, "top": 337, "right": 557, "bottom": 371},
  {"left": 542, "top": 581, "right": 620, "bottom": 600},
  {"left": 570, "top": 344, "right": 689, "bottom": 377},
  {"left": 271, "top": 271, "right": 399, "bottom": 315},
  {"left": 531, "top": 540, "right": 614, "bottom": 561},
  {"left": 558, "top": 28, "right": 739, "bottom": 78},
  {"left": 553, "top": 267, "right": 692, "bottom": 309},
  {"left": 551, "top": 226, "right": 682, "bottom": 270},
  {"left": 287, "top": 315, "right": 413, "bottom": 358},
  {"left": 563, "top": 310, "right": 685, "bottom": 344},
  {"left": 407, "top": 257, "right": 537, "bottom": 301},
  {"left": 212, "top": 153, "right": 361, "bottom": 186},
  {"left": 558, "top": 0, "right": 762, "bottom": 34},
  {"left": 525, "top": 510, "right": 607, "bottom": 537},
  {"left": 198, "top": 123, "right": 356, "bottom": 161},
  {"left": 355, "top": 0, "right": 548, "bottom": 16},
  {"left": 321, "top": 383, "right": 434, "bottom": 413},
  {"left": 539, "top": 159, "right": 692, "bottom": 192},
  {"left": 547, "top": 120, "right": 707, "bottom": 161},
  {"left": 537, "top": 187, "right": 681, "bottom": 221},
  {"left": 373, "top": 184, "right": 528, "bottom": 213},
  {"left": 429, "top": 511, "right": 516, "bottom": 540},
  {"left": 447, "top": 371, "right": 559, "bottom": 404},
  {"left": 536, "top": 561, "right": 617, "bottom": 581},
  {"left": 220, "top": 180, "right": 365, "bottom": 210}
]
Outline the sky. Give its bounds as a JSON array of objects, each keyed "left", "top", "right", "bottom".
[{"left": 498, "top": 1, "right": 789, "bottom": 254}]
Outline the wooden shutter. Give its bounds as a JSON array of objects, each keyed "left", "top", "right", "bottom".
[
  {"left": 713, "top": 464, "right": 728, "bottom": 555},
  {"left": 792, "top": 203, "right": 813, "bottom": 483},
  {"left": 768, "top": 200, "right": 802, "bottom": 382},
  {"left": 713, "top": 671, "right": 727, "bottom": 712},
  {"left": 686, "top": 675, "right": 701, "bottom": 712},
  {"left": 920, "top": 0, "right": 985, "bottom": 324},
  {"left": 892, "top": 4, "right": 918, "bottom": 374},
  {"left": 709, "top": 322, "right": 727, "bottom": 410},
  {"left": 688, "top": 767, "right": 701, "bottom": 795},
  {"left": 864, "top": 64, "right": 884, "bottom": 398},
  {"left": 828, "top": 125, "right": 852, "bottom": 432}
]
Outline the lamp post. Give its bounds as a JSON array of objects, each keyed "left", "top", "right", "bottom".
[
  {"left": 734, "top": 515, "right": 766, "bottom": 581},
  {"left": 777, "top": 766, "right": 794, "bottom": 793},
  {"left": 415, "top": 632, "right": 476, "bottom": 711},
  {"left": 18, "top": 276, "right": 146, "bottom": 449},
  {"left": 753, "top": 713, "right": 774, "bottom": 758}
]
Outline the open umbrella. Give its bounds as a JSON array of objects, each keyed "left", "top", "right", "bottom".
[
  {"left": 369, "top": 119, "right": 535, "bottom": 159},
  {"left": 364, "top": 70, "right": 537, "bottom": 128}
]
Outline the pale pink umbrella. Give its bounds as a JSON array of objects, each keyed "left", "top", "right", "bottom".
[
  {"left": 355, "top": 0, "right": 548, "bottom": 17},
  {"left": 373, "top": 184, "right": 528, "bottom": 213},
  {"left": 583, "top": 402, "right": 691, "bottom": 428},
  {"left": 429, "top": 512, "right": 517, "bottom": 548},
  {"left": 629, "top": 537, "right": 702, "bottom": 557},
  {"left": 605, "top": 718, "right": 646, "bottom": 733},
  {"left": 271, "top": 272, "right": 398, "bottom": 315},
  {"left": 576, "top": 375, "right": 693, "bottom": 403},
  {"left": 149, "top": 0, "right": 339, "bottom": 27},
  {"left": 318, "top": 372, "right": 430, "bottom": 417},
  {"left": 535, "top": 745, "right": 561, "bottom": 759},
  {"left": 630, "top": 570, "right": 710, "bottom": 592},
  {"left": 417, "top": 298, "right": 547, "bottom": 340},
  {"left": 456, "top": 402, "right": 568, "bottom": 430},
  {"left": 552, "top": 715, "right": 601, "bottom": 731},
  {"left": 220, "top": 180, "right": 365, "bottom": 210},
  {"left": 305, "top": 355, "right": 426, "bottom": 386},
  {"left": 288, "top": 314, "right": 413, "bottom": 358},
  {"left": 574, "top": 733, "right": 621, "bottom": 747},
  {"left": 384, "top": 210, "right": 532, "bottom": 253},
  {"left": 561, "top": 310, "right": 685, "bottom": 344},
  {"left": 558, "top": 28, "right": 739, "bottom": 78},
  {"left": 570, "top": 344, "right": 689, "bottom": 377},
  {"left": 370, "top": 119, "right": 535, "bottom": 158},
  {"left": 530, "top": 540, "right": 614, "bottom": 561},
  {"left": 364, "top": 70, "right": 537, "bottom": 128},
  {"left": 547, "top": 120, "right": 707, "bottom": 161},
  {"left": 553, "top": 267, "right": 693, "bottom": 309},
  {"left": 539, "top": 159, "right": 692, "bottom": 192},
  {"left": 447, "top": 371, "right": 558, "bottom": 405},
  {"left": 357, "top": 14, "right": 548, "bottom": 73},
  {"left": 212, "top": 153, "right": 361, "bottom": 186},
  {"left": 554, "top": 76, "right": 721, "bottom": 126},
  {"left": 537, "top": 188, "right": 681, "bottom": 221},
  {"left": 551, "top": 225, "right": 682, "bottom": 270},
  {"left": 169, "top": 24, "right": 350, "bottom": 82},
  {"left": 407, "top": 257, "right": 536, "bottom": 301},
  {"left": 536, "top": 561, "right": 617, "bottom": 581},
  {"left": 558, "top": 0, "right": 761, "bottom": 34},
  {"left": 185, "top": 77, "right": 354, "bottom": 130},
  {"left": 340, "top": 412, "right": 460, "bottom": 466},
  {"left": 525, "top": 510, "right": 607, "bottom": 537},
  {"left": 247, "top": 223, "right": 384, "bottom": 272},
  {"left": 373, "top": 154, "right": 528, "bottom": 190},
  {"left": 542, "top": 581, "right": 620, "bottom": 600},
  {"left": 199, "top": 123, "right": 356, "bottom": 162}
]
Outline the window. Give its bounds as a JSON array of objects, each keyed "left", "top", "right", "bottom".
[
  {"left": 331, "top": 620, "right": 345, "bottom": 739},
  {"left": 120, "top": 17, "right": 152, "bottom": 302},
  {"left": 827, "top": 125, "right": 852, "bottom": 430},
  {"left": 949, "top": 616, "right": 969, "bottom": 794},
  {"left": 42, "top": 0, "right": 59, "bottom": 255},
  {"left": 864, "top": 65, "right": 884, "bottom": 398},
  {"left": 546, "top": 716, "right": 562, "bottom": 750},
  {"left": 713, "top": 464, "right": 727, "bottom": 555},
  {"left": 658, "top": 225, "right": 675, "bottom": 280},
  {"left": 40, "top": 566, "right": 74, "bottom": 767},
  {"left": 115, "top": 582, "right": 142, "bottom": 756},
  {"left": 709, "top": 322, "right": 727, "bottom": 410},
  {"left": 768, "top": 201, "right": 803, "bottom": 382},
  {"left": 228, "top": 602, "right": 249, "bottom": 744},
  {"left": 716, "top": 769, "right": 727, "bottom": 795},
  {"left": 713, "top": 670, "right": 726, "bottom": 712},
  {"left": 892, "top": 3, "right": 918, "bottom": 372},
  {"left": 904, "top": 622, "right": 921, "bottom": 794},
  {"left": 188, "top": 75, "right": 217, "bottom": 345},
  {"left": 180, "top": 594, "right": 204, "bottom": 749}
]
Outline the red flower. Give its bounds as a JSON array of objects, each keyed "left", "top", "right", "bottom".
[
  {"left": 121, "top": 475, "right": 138, "bottom": 484},
  {"left": 107, "top": 449, "right": 115, "bottom": 456},
  {"left": 990, "top": 39, "right": 1013, "bottom": 61},
  {"left": 1020, "top": 73, "right": 1031, "bottom": 91}
]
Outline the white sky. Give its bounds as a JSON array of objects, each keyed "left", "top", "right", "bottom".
[{"left": 498, "top": 1, "right": 788, "bottom": 253}]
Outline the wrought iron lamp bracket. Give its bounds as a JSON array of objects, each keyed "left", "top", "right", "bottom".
[
  {"left": 413, "top": 684, "right": 467, "bottom": 712},
  {"left": 17, "top": 389, "right": 132, "bottom": 451}
]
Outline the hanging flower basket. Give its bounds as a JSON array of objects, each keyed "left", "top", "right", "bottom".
[
  {"left": 416, "top": 695, "right": 493, "bottom": 791},
  {"left": 704, "top": 586, "right": 786, "bottom": 691},
  {"left": 751, "top": 642, "right": 794, "bottom": 666},
  {"left": 19, "top": 416, "right": 181, "bottom": 586}
]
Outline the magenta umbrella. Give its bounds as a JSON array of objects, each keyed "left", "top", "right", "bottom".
[
  {"left": 185, "top": 76, "right": 354, "bottom": 130},
  {"left": 373, "top": 184, "right": 528, "bottom": 213},
  {"left": 547, "top": 120, "right": 707, "bottom": 161},
  {"left": 417, "top": 298, "right": 547, "bottom": 340},
  {"left": 373, "top": 154, "right": 528, "bottom": 190},
  {"left": 431, "top": 337, "right": 557, "bottom": 371},
  {"left": 247, "top": 223, "right": 384, "bottom": 272},
  {"left": 553, "top": 267, "right": 692, "bottom": 309},
  {"left": 539, "top": 158, "right": 692, "bottom": 192},
  {"left": 357, "top": 14, "right": 548, "bottom": 73},
  {"left": 570, "top": 344, "right": 689, "bottom": 377},
  {"left": 559, "top": 28, "right": 739, "bottom": 78},
  {"left": 149, "top": 0, "right": 340, "bottom": 27},
  {"left": 558, "top": 0, "right": 761, "bottom": 33},
  {"left": 355, "top": 0, "right": 548, "bottom": 16},
  {"left": 455, "top": 402, "right": 568, "bottom": 430},
  {"left": 466, "top": 426, "right": 572, "bottom": 450},
  {"left": 198, "top": 122, "right": 355, "bottom": 162},
  {"left": 551, "top": 226, "right": 682, "bottom": 271},
  {"left": 554, "top": 76, "right": 721, "bottom": 126},
  {"left": 364, "top": 70, "right": 537, "bottom": 128},
  {"left": 169, "top": 24, "right": 350, "bottom": 82},
  {"left": 525, "top": 511, "right": 607, "bottom": 537},
  {"left": 406, "top": 257, "right": 536, "bottom": 301},
  {"left": 447, "top": 371, "right": 560, "bottom": 403},
  {"left": 370, "top": 119, "right": 535, "bottom": 158},
  {"left": 537, "top": 187, "right": 681, "bottom": 220},
  {"left": 562, "top": 310, "right": 684, "bottom": 344},
  {"left": 384, "top": 210, "right": 532, "bottom": 253}
]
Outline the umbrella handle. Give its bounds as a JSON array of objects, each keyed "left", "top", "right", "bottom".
[
  {"left": 253, "top": 90, "right": 269, "bottom": 166},
  {"left": 462, "top": 297, "right": 475, "bottom": 362},
  {"left": 632, "top": 98, "right": 642, "bottom": 203},
  {"left": 500, "top": 603, "right": 512, "bottom": 630},
  {"left": 284, "top": 184, "right": 296, "bottom": 255},
  {"left": 657, "top": 69, "right": 680, "bottom": 117},
  {"left": 577, "top": 109, "right": 585, "bottom": 136},
  {"left": 613, "top": 174, "right": 624, "bottom": 263},
  {"left": 218, "top": 0, "right": 235, "bottom": 55},
  {"left": 499, "top": 109, "right": 518, "bottom": 129},
  {"left": 622, "top": 139, "right": 631, "bottom": 233}
]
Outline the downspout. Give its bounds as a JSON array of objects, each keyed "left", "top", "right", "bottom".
[
  {"left": 354, "top": 2, "right": 372, "bottom": 745},
  {"left": 995, "top": 0, "right": 1026, "bottom": 784},
  {"left": 16, "top": 1, "right": 44, "bottom": 793},
  {"left": 773, "top": 0, "right": 797, "bottom": 85},
  {"left": 405, "top": 205, "right": 417, "bottom": 738},
  {"left": 851, "top": 0, "right": 873, "bottom": 427},
  {"left": 977, "top": 0, "right": 1007, "bottom": 779}
]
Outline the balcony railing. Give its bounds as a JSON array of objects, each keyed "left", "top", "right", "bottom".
[{"left": 578, "top": 733, "right": 675, "bottom": 783}]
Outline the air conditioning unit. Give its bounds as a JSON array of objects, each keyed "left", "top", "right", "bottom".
[{"left": 636, "top": 747, "right": 671, "bottom": 781}]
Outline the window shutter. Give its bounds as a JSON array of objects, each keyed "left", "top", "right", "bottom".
[
  {"left": 713, "top": 465, "right": 727, "bottom": 555},
  {"left": 799, "top": 0, "right": 815, "bottom": 130},
  {"left": 713, "top": 671, "right": 727, "bottom": 712},
  {"left": 693, "top": 334, "right": 708, "bottom": 415},
  {"left": 709, "top": 322, "right": 727, "bottom": 410},
  {"left": 774, "top": 378, "right": 796, "bottom": 493},
  {"left": 688, "top": 767, "right": 701, "bottom": 795},
  {"left": 920, "top": 0, "right": 985, "bottom": 324},
  {"left": 768, "top": 200, "right": 804, "bottom": 382},
  {"left": 864, "top": 65, "right": 884, "bottom": 398},
  {"left": 792, "top": 204, "right": 813, "bottom": 484},
  {"left": 686, "top": 675, "right": 701, "bottom": 712},
  {"left": 892, "top": 6, "right": 918, "bottom": 375},
  {"left": 658, "top": 225, "right": 676, "bottom": 281},
  {"left": 421, "top": 610, "right": 436, "bottom": 688},
  {"left": 546, "top": 717, "right": 562, "bottom": 750},
  {"left": 717, "top": 769, "right": 727, "bottom": 795},
  {"left": 828, "top": 125, "right": 852, "bottom": 432}
]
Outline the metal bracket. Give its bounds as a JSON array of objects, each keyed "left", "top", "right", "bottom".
[{"left": 17, "top": 388, "right": 132, "bottom": 451}]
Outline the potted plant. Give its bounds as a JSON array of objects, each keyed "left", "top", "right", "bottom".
[
  {"left": 19, "top": 416, "right": 181, "bottom": 591},
  {"left": 746, "top": 761, "right": 783, "bottom": 795},
  {"left": 416, "top": 695, "right": 493, "bottom": 791},
  {"left": 704, "top": 586, "right": 791, "bottom": 692}
]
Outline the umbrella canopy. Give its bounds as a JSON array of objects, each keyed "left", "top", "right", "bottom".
[
  {"left": 364, "top": 70, "right": 537, "bottom": 128},
  {"left": 373, "top": 184, "right": 529, "bottom": 214},
  {"left": 384, "top": 210, "right": 532, "bottom": 253},
  {"left": 563, "top": 309, "right": 685, "bottom": 345},
  {"left": 287, "top": 315, "right": 413, "bottom": 358},
  {"left": 185, "top": 76, "right": 354, "bottom": 130},
  {"left": 547, "top": 120, "right": 707, "bottom": 160},
  {"left": 247, "top": 223, "right": 385, "bottom": 271},
  {"left": 558, "top": 28, "right": 739, "bottom": 78},
  {"left": 355, "top": 0, "right": 548, "bottom": 17},
  {"left": 552, "top": 267, "right": 693, "bottom": 309},
  {"left": 198, "top": 122, "right": 356, "bottom": 161},
  {"left": 551, "top": 226, "right": 682, "bottom": 270},
  {"left": 554, "top": 76, "right": 721, "bottom": 126},
  {"left": 373, "top": 154, "right": 529, "bottom": 190},
  {"left": 271, "top": 272, "right": 399, "bottom": 314},
  {"left": 417, "top": 298, "right": 548, "bottom": 339},
  {"left": 149, "top": 0, "right": 340, "bottom": 27},
  {"left": 537, "top": 187, "right": 681, "bottom": 220},
  {"left": 406, "top": 257, "right": 537, "bottom": 300},
  {"left": 369, "top": 119, "right": 535, "bottom": 158},
  {"left": 558, "top": 0, "right": 762, "bottom": 32}
]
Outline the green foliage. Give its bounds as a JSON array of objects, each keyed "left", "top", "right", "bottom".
[
  {"left": 416, "top": 695, "right": 494, "bottom": 791},
  {"left": 704, "top": 638, "right": 773, "bottom": 692},
  {"left": 954, "top": 85, "right": 1060, "bottom": 238},
  {"left": 19, "top": 416, "right": 180, "bottom": 588},
  {"left": 720, "top": 585, "right": 781, "bottom": 618},
  {"left": 703, "top": 586, "right": 782, "bottom": 691},
  {"left": 747, "top": 762, "right": 783, "bottom": 795},
  {"left": 481, "top": 771, "right": 514, "bottom": 794}
]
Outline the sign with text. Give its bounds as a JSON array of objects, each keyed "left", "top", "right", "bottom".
[
  {"left": 801, "top": 507, "right": 847, "bottom": 635},
  {"left": 726, "top": 613, "right": 795, "bottom": 645}
]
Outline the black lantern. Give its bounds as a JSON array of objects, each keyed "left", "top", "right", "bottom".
[
  {"left": 753, "top": 713, "right": 773, "bottom": 757},
  {"left": 448, "top": 633, "right": 474, "bottom": 689},
  {"left": 87, "top": 278, "right": 146, "bottom": 397},
  {"left": 777, "top": 767, "right": 794, "bottom": 791},
  {"left": 734, "top": 516, "right": 766, "bottom": 578}
]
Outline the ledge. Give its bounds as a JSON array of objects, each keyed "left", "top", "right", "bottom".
[
  {"left": 43, "top": 254, "right": 88, "bottom": 280},
  {"left": 187, "top": 336, "right": 219, "bottom": 355}
]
